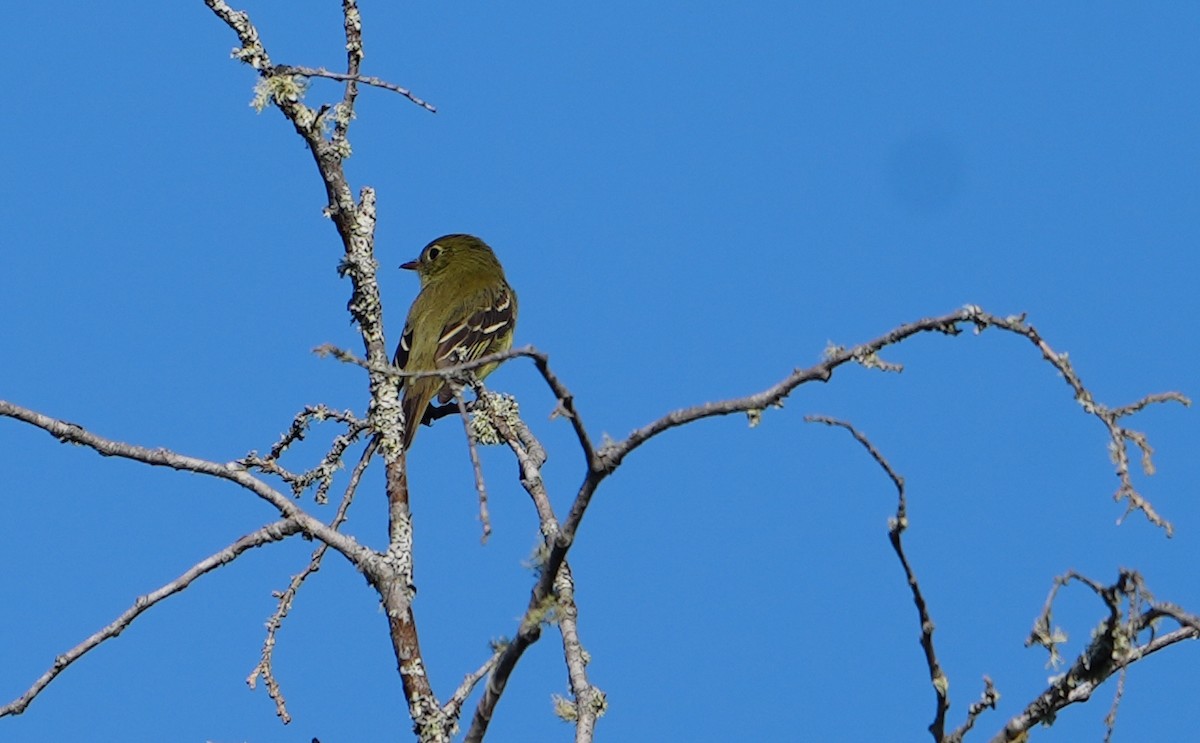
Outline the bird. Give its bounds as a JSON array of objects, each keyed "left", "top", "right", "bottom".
[{"left": 394, "top": 234, "right": 518, "bottom": 450}]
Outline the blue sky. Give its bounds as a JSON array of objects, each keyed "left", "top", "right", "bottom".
[{"left": 2, "top": 3, "right": 1197, "bottom": 741}]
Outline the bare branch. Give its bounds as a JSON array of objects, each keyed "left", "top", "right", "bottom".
[
  {"left": 241, "top": 405, "right": 367, "bottom": 503},
  {"left": 452, "top": 387, "right": 492, "bottom": 542},
  {"left": 946, "top": 678, "right": 1000, "bottom": 743},
  {"left": 202, "top": 0, "right": 443, "bottom": 732},
  {"left": 333, "top": 0, "right": 365, "bottom": 144},
  {"left": 807, "top": 416, "right": 951, "bottom": 741},
  {"left": 443, "top": 645, "right": 503, "bottom": 720},
  {"left": 204, "top": 0, "right": 272, "bottom": 72},
  {"left": 1, "top": 519, "right": 303, "bottom": 718},
  {"left": 994, "top": 571, "right": 1199, "bottom": 742},
  {"left": 0, "top": 401, "right": 371, "bottom": 566},
  {"left": 462, "top": 410, "right": 602, "bottom": 743},
  {"left": 274, "top": 65, "right": 437, "bottom": 113},
  {"left": 551, "top": 564, "right": 606, "bottom": 743},
  {"left": 442, "top": 305, "right": 1186, "bottom": 742}
]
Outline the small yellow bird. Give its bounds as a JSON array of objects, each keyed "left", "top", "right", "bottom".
[{"left": 394, "top": 234, "right": 518, "bottom": 450}]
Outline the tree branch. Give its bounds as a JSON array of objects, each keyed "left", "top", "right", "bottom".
[
  {"left": 273, "top": 65, "right": 437, "bottom": 113},
  {"left": 422, "top": 305, "right": 1186, "bottom": 742},
  {"left": 806, "top": 415, "right": 957, "bottom": 741},
  {"left": 247, "top": 440, "right": 378, "bottom": 723},
  {"left": 0, "top": 400, "right": 371, "bottom": 565},
  {"left": 1, "top": 518, "right": 304, "bottom": 718},
  {"left": 202, "top": 2, "right": 444, "bottom": 733},
  {"left": 994, "top": 571, "right": 1199, "bottom": 742},
  {"left": 462, "top": 409, "right": 603, "bottom": 742}
]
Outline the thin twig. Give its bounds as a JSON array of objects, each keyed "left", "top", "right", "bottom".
[
  {"left": 241, "top": 405, "right": 367, "bottom": 503},
  {"left": 945, "top": 677, "right": 1000, "bottom": 743},
  {"left": 443, "top": 646, "right": 504, "bottom": 720},
  {"left": 248, "top": 440, "right": 377, "bottom": 722},
  {"left": 333, "top": 0, "right": 365, "bottom": 144},
  {"left": 807, "top": 415, "right": 950, "bottom": 741},
  {"left": 1103, "top": 669, "right": 1126, "bottom": 743},
  {"left": 274, "top": 65, "right": 437, "bottom": 113},
  {"left": 453, "top": 388, "right": 492, "bottom": 542}
]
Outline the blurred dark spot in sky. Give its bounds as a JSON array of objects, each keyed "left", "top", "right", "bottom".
[{"left": 884, "top": 129, "right": 966, "bottom": 216}]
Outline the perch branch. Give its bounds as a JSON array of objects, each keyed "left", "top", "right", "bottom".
[
  {"left": 203, "top": 1, "right": 443, "bottom": 731},
  {"left": 418, "top": 306, "right": 1185, "bottom": 741}
]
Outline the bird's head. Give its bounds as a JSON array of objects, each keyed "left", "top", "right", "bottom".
[{"left": 400, "top": 234, "right": 504, "bottom": 285}]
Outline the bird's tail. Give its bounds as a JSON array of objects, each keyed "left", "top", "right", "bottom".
[{"left": 401, "top": 382, "right": 436, "bottom": 452}]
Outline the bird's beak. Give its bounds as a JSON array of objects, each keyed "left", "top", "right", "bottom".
[{"left": 400, "top": 259, "right": 420, "bottom": 270}]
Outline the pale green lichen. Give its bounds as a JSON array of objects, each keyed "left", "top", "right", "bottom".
[
  {"left": 932, "top": 671, "right": 949, "bottom": 696},
  {"left": 470, "top": 393, "right": 521, "bottom": 445},
  {"left": 523, "top": 541, "right": 551, "bottom": 576},
  {"left": 332, "top": 137, "right": 353, "bottom": 159},
  {"left": 855, "top": 349, "right": 903, "bottom": 373},
  {"left": 823, "top": 341, "right": 845, "bottom": 360},
  {"left": 331, "top": 101, "right": 356, "bottom": 130},
  {"left": 552, "top": 690, "right": 607, "bottom": 721},
  {"left": 524, "top": 594, "right": 560, "bottom": 628},
  {"left": 552, "top": 694, "right": 577, "bottom": 721},
  {"left": 251, "top": 75, "right": 309, "bottom": 112},
  {"left": 589, "top": 689, "right": 609, "bottom": 717}
]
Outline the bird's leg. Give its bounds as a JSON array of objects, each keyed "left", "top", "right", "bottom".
[{"left": 423, "top": 401, "right": 460, "bottom": 425}]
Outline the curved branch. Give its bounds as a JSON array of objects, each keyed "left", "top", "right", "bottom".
[
  {"left": 807, "top": 415, "right": 952, "bottom": 740},
  {"left": 469, "top": 306, "right": 1188, "bottom": 743}
]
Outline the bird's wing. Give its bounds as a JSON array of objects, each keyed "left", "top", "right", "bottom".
[
  {"left": 432, "top": 285, "right": 516, "bottom": 403},
  {"left": 395, "top": 322, "right": 415, "bottom": 371}
]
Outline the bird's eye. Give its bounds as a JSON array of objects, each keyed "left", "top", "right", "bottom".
[{"left": 426, "top": 245, "right": 442, "bottom": 261}]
